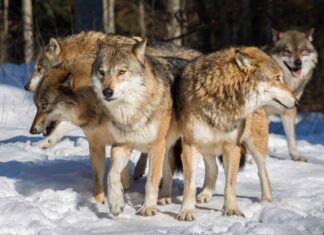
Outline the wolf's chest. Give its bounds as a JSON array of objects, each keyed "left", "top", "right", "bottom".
[
  {"left": 108, "top": 120, "right": 158, "bottom": 151},
  {"left": 192, "top": 121, "right": 240, "bottom": 155}
]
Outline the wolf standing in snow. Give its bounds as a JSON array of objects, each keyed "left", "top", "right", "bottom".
[
  {"left": 264, "top": 29, "right": 318, "bottom": 161},
  {"left": 29, "top": 68, "right": 131, "bottom": 204},
  {"left": 91, "top": 38, "right": 182, "bottom": 216},
  {"left": 176, "top": 47, "right": 297, "bottom": 221}
]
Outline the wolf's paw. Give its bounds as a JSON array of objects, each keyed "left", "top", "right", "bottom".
[
  {"left": 196, "top": 192, "right": 212, "bottom": 203},
  {"left": 177, "top": 209, "right": 196, "bottom": 221},
  {"left": 261, "top": 194, "right": 272, "bottom": 202},
  {"left": 109, "top": 200, "right": 125, "bottom": 216},
  {"left": 32, "top": 138, "right": 55, "bottom": 149},
  {"left": 94, "top": 192, "right": 105, "bottom": 204},
  {"left": 223, "top": 207, "right": 245, "bottom": 217},
  {"left": 291, "top": 155, "right": 308, "bottom": 162},
  {"left": 137, "top": 206, "right": 157, "bottom": 216},
  {"left": 158, "top": 196, "right": 171, "bottom": 205}
]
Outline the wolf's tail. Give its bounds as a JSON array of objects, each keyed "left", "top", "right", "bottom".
[{"left": 218, "top": 144, "right": 246, "bottom": 170}]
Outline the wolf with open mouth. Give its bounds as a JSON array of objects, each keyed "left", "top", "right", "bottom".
[{"left": 264, "top": 29, "right": 318, "bottom": 162}]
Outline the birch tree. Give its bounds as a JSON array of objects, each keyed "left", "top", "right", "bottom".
[{"left": 22, "top": 0, "right": 33, "bottom": 63}]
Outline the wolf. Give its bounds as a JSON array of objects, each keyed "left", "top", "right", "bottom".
[
  {"left": 29, "top": 68, "right": 130, "bottom": 204},
  {"left": 176, "top": 47, "right": 297, "bottom": 221},
  {"left": 264, "top": 29, "right": 318, "bottom": 162},
  {"left": 90, "top": 38, "right": 185, "bottom": 217}
]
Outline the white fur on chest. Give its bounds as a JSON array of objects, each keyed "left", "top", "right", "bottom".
[
  {"left": 108, "top": 119, "right": 158, "bottom": 152},
  {"left": 192, "top": 120, "right": 240, "bottom": 156}
]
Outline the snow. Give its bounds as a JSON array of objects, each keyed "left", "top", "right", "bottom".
[{"left": 0, "top": 63, "right": 324, "bottom": 235}]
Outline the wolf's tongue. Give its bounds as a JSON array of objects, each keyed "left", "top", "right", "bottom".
[{"left": 292, "top": 69, "right": 301, "bottom": 78}]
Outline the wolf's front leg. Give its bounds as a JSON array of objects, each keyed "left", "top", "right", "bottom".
[
  {"left": 177, "top": 142, "right": 199, "bottom": 221},
  {"left": 197, "top": 155, "right": 217, "bottom": 203},
  {"left": 281, "top": 108, "right": 307, "bottom": 162},
  {"left": 89, "top": 139, "right": 106, "bottom": 204},
  {"left": 108, "top": 145, "right": 130, "bottom": 216},
  {"left": 32, "top": 121, "right": 76, "bottom": 149},
  {"left": 222, "top": 145, "right": 245, "bottom": 217},
  {"left": 137, "top": 140, "right": 165, "bottom": 216}
]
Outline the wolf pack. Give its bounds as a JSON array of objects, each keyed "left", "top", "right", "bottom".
[{"left": 24, "top": 28, "right": 318, "bottom": 221}]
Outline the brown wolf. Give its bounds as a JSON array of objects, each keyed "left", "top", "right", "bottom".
[
  {"left": 91, "top": 38, "right": 183, "bottom": 217},
  {"left": 176, "top": 47, "right": 297, "bottom": 221},
  {"left": 264, "top": 29, "right": 318, "bottom": 161},
  {"left": 29, "top": 68, "right": 130, "bottom": 204}
]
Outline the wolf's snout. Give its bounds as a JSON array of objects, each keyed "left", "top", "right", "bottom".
[
  {"left": 24, "top": 83, "right": 30, "bottom": 91},
  {"left": 30, "top": 127, "right": 39, "bottom": 135},
  {"left": 294, "top": 59, "right": 302, "bottom": 68},
  {"left": 102, "top": 88, "right": 114, "bottom": 98}
]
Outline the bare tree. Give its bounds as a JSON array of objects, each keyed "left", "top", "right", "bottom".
[
  {"left": 138, "top": 0, "right": 146, "bottom": 37},
  {"left": 166, "top": 0, "right": 182, "bottom": 45},
  {"left": 0, "top": 0, "right": 8, "bottom": 63},
  {"left": 22, "top": 0, "right": 33, "bottom": 63},
  {"left": 102, "top": 0, "right": 115, "bottom": 33}
]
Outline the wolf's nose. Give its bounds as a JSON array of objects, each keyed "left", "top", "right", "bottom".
[
  {"left": 102, "top": 88, "right": 114, "bottom": 98},
  {"left": 294, "top": 59, "right": 302, "bottom": 67},
  {"left": 30, "top": 128, "right": 38, "bottom": 134}
]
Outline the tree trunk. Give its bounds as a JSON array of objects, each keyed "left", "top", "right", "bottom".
[
  {"left": 103, "top": 0, "right": 115, "bottom": 33},
  {"left": 22, "top": 0, "right": 33, "bottom": 63},
  {"left": 138, "top": 0, "right": 146, "bottom": 37},
  {"left": 166, "top": 0, "right": 182, "bottom": 45},
  {"left": 0, "top": 0, "right": 8, "bottom": 63}
]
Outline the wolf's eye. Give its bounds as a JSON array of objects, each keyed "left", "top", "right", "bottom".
[
  {"left": 98, "top": 68, "right": 105, "bottom": 76},
  {"left": 118, "top": 70, "right": 126, "bottom": 75},
  {"left": 283, "top": 49, "right": 291, "bottom": 56},
  {"left": 41, "top": 103, "right": 48, "bottom": 110}
]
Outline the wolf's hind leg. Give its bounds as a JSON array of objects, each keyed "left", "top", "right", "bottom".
[
  {"left": 158, "top": 146, "right": 176, "bottom": 205},
  {"left": 197, "top": 155, "right": 217, "bottom": 203}
]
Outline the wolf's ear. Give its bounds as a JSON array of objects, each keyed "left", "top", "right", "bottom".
[
  {"left": 47, "top": 38, "right": 61, "bottom": 55},
  {"left": 305, "top": 28, "right": 314, "bottom": 42},
  {"left": 235, "top": 50, "right": 252, "bottom": 73},
  {"left": 60, "top": 74, "right": 73, "bottom": 89},
  {"left": 272, "top": 28, "right": 281, "bottom": 42},
  {"left": 133, "top": 38, "right": 147, "bottom": 64}
]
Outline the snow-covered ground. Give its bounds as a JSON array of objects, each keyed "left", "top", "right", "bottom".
[{"left": 0, "top": 64, "right": 324, "bottom": 235}]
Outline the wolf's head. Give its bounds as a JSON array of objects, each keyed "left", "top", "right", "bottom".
[
  {"left": 91, "top": 38, "right": 147, "bottom": 104},
  {"left": 271, "top": 29, "right": 317, "bottom": 79},
  {"left": 29, "top": 68, "right": 74, "bottom": 135},
  {"left": 234, "top": 48, "right": 297, "bottom": 113},
  {"left": 25, "top": 50, "right": 52, "bottom": 92}
]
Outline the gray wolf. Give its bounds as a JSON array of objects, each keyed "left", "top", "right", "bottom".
[
  {"left": 29, "top": 68, "right": 130, "bottom": 204},
  {"left": 264, "top": 29, "right": 318, "bottom": 161},
  {"left": 176, "top": 47, "right": 297, "bottom": 220},
  {"left": 91, "top": 38, "right": 182, "bottom": 217}
]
